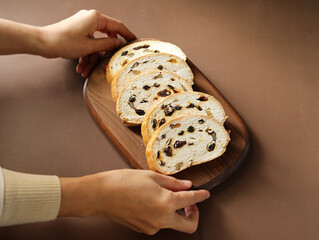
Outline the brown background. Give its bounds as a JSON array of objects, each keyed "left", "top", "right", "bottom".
[{"left": 0, "top": 0, "right": 318, "bottom": 239}]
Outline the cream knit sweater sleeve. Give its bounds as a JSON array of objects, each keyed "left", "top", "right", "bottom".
[{"left": 0, "top": 168, "right": 61, "bottom": 227}]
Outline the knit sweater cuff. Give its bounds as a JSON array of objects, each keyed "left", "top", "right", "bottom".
[{"left": 0, "top": 169, "right": 61, "bottom": 227}]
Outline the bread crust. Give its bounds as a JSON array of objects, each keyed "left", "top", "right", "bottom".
[
  {"left": 145, "top": 114, "right": 230, "bottom": 175},
  {"left": 141, "top": 92, "right": 228, "bottom": 145},
  {"left": 106, "top": 38, "right": 184, "bottom": 84},
  {"left": 115, "top": 70, "right": 193, "bottom": 125}
]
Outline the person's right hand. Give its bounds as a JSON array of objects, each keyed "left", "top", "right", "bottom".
[{"left": 58, "top": 169, "right": 210, "bottom": 235}]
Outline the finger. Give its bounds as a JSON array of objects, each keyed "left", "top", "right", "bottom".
[
  {"left": 171, "top": 205, "right": 199, "bottom": 234},
  {"left": 81, "top": 53, "right": 99, "bottom": 78},
  {"left": 107, "top": 31, "right": 118, "bottom": 39},
  {"left": 151, "top": 173, "right": 192, "bottom": 192},
  {"left": 88, "top": 37, "right": 122, "bottom": 54},
  {"left": 184, "top": 204, "right": 199, "bottom": 218},
  {"left": 76, "top": 56, "right": 88, "bottom": 73},
  {"left": 173, "top": 190, "right": 210, "bottom": 209},
  {"left": 98, "top": 15, "right": 136, "bottom": 41}
]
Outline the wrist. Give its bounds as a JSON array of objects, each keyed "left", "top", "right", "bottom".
[{"left": 58, "top": 175, "right": 93, "bottom": 217}]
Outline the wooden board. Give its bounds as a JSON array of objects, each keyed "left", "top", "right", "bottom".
[{"left": 83, "top": 58, "right": 250, "bottom": 190}]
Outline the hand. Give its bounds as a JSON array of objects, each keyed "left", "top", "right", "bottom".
[
  {"left": 59, "top": 169, "right": 210, "bottom": 235},
  {"left": 40, "top": 9, "right": 136, "bottom": 77}
]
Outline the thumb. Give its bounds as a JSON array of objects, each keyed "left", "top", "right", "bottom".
[
  {"left": 89, "top": 37, "right": 122, "bottom": 53},
  {"left": 151, "top": 173, "right": 192, "bottom": 192}
]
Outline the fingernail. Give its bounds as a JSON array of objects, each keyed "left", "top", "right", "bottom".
[{"left": 182, "top": 180, "right": 192, "bottom": 187}]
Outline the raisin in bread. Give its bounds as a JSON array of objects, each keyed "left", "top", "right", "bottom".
[
  {"left": 106, "top": 39, "right": 187, "bottom": 83},
  {"left": 111, "top": 53, "right": 194, "bottom": 101},
  {"left": 146, "top": 115, "right": 230, "bottom": 175},
  {"left": 141, "top": 92, "right": 227, "bottom": 145},
  {"left": 116, "top": 70, "right": 193, "bottom": 125}
]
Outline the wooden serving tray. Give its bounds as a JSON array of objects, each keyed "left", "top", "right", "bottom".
[{"left": 83, "top": 58, "right": 249, "bottom": 190}]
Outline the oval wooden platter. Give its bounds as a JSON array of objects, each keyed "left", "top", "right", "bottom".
[{"left": 83, "top": 57, "right": 249, "bottom": 190}]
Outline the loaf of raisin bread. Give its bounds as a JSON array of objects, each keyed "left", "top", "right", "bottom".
[
  {"left": 146, "top": 115, "right": 230, "bottom": 175},
  {"left": 111, "top": 53, "right": 193, "bottom": 101},
  {"left": 141, "top": 92, "right": 227, "bottom": 145},
  {"left": 106, "top": 39, "right": 187, "bottom": 83},
  {"left": 116, "top": 70, "right": 193, "bottom": 125}
]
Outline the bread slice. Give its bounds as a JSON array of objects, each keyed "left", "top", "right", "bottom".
[
  {"left": 116, "top": 70, "right": 193, "bottom": 125},
  {"left": 111, "top": 53, "right": 193, "bottom": 101},
  {"left": 141, "top": 92, "right": 227, "bottom": 145},
  {"left": 146, "top": 115, "right": 230, "bottom": 175},
  {"left": 106, "top": 40, "right": 187, "bottom": 83}
]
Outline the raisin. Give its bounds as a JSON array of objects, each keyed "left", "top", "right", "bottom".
[
  {"left": 197, "top": 105, "right": 203, "bottom": 111},
  {"left": 143, "top": 61, "right": 149, "bottom": 64},
  {"left": 122, "top": 60, "right": 128, "bottom": 66},
  {"left": 199, "top": 130, "right": 203, "bottom": 132},
  {"left": 143, "top": 85, "right": 151, "bottom": 90},
  {"left": 153, "top": 83, "right": 160, "bottom": 87},
  {"left": 178, "top": 131, "right": 184, "bottom": 135},
  {"left": 161, "top": 134, "right": 166, "bottom": 139},
  {"left": 133, "top": 45, "right": 149, "bottom": 50},
  {"left": 170, "top": 123, "right": 181, "bottom": 129},
  {"left": 157, "top": 151, "right": 160, "bottom": 159},
  {"left": 197, "top": 96, "right": 208, "bottom": 101},
  {"left": 198, "top": 119, "right": 205, "bottom": 124},
  {"left": 132, "top": 70, "right": 141, "bottom": 75},
  {"left": 140, "top": 99, "right": 148, "bottom": 103},
  {"left": 153, "top": 97, "right": 158, "bottom": 100},
  {"left": 167, "top": 85, "right": 178, "bottom": 93},
  {"left": 131, "top": 62, "right": 139, "bottom": 68},
  {"left": 159, "top": 118, "right": 166, "bottom": 127},
  {"left": 175, "top": 162, "right": 183, "bottom": 170},
  {"left": 168, "top": 58, "right": 178, "bottom": 63},
  {"left": 121, "top": 51, "right": 128, "bottom": 56},
  {"left": 187, "top": 103, "right": 195, "bottom": 108},
  {"left": 157, "top": 65, "right": 163, "bottom": 70},
  {"left": 160, "top": 160, "right": 166, "bottom": 166},
  {"left": 154, "top": 50, "right": 160, "bottom": 53},
  {"left": 158, "top": 89, "right": 171, "bottom": 97},
  {"left": 152, "top": 119, "right": 157, "bottom": 130},
  {"left": 188, "top": 126, "right": 195, "bottom": 132},
  {"left": 135, "top": 109, "right": 145, "bottom": 115},
  {"left": 188, "top": 143, "right": 194, "bottom": 146},
  {"left": 174, "top": 140, "right": 187, "bottom": 149},
  {"left": 163, "top": 104, "right": 175, "bottom": 116},
  {"left": 164, "top": 109, "right": 175, "bottom": 116},
  {"left": 171, "top": 78, "right": 175, "bottom": 81},
  {"left": 163, "top": 146, "right": 173, "bottom": 157},
  {"left": 174, "top": 105, "right": 182, "bottom": 110},
  {"left": 206, "top": 129, "right": 216, "bottom": 141},
  {"left": 154, "top": 73, "right": 163, "bottom": 79},
  {"left": 207, "top": 142, "right": 216, "bottom": 151},
  {"left": 128, "top": 95, "right": 136, "bottom": 103}
]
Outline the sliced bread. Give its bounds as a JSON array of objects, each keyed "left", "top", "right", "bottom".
[
  {"left": 111, "top": 53, "right": 193, "bottom": 101},
  {"left": 141, "top": 92, "right": 227, "bottom": 145},
  {"left": 116, "top": 70, "right": 193, "bottom": 125},
  {"left": 146, "top": 115, "right": 230, "bottom": 175},
  {"left": 106, "top": 39, "right": 187, "bottom": 83}
]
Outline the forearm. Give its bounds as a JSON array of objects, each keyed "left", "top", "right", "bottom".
[{"left": 0, "top": 19, "right": 46, "bottom": 56}]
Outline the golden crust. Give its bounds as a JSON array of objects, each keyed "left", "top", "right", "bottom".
[
  {"left": 141, "top": 92, "right": 228, "bottom": 146},
  {"left": 145, "top": 114, "right": 230, "bottom": 175}
]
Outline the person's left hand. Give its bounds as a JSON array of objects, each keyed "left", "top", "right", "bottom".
[{"left": 40, "top": 9, "right": 136, "bottom": 78}]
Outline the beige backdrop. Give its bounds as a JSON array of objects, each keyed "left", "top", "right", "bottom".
[{"left": 0, "top": 0, "right": 318, "bottom": 239}]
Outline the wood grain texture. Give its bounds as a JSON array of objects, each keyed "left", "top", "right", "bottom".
[{"left": 83, "top": 57, "right": 250, "bottom": 189}]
